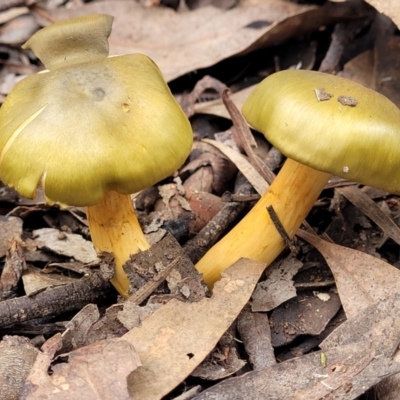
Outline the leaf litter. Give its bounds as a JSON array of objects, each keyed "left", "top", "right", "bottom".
[{"left": 1, "top": 0, "right": 400, "bottom": 399}]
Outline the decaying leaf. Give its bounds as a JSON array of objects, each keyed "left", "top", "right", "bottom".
[
  {"left": 32, "top": 228, "right": 98, "bottom": 264},
  {"left": 202, "top": 139, "right": 268, "bottom": 195},
  {"left": 237, "top": 308, "right": 276, "bottom": 370},
  {"left": 0, "top": 14, "right": 39, "bottom": 45},
  {"left": 22, "top": 266, "right": 78, "bottom": 295},
  {"left": 24, "top": 337, "right": 140, "bottom": 400},
  {"left": 297, "top": 229, "right": 400, "bottom": 319},
  {"left": 64, "top": 304, "right": 101, "bottom": 350},
  {"left": 0, "top": 215, "right": 23, "bottom": 258},
  {"left": 0, "top": 336, "right": 39, "bottom": 400},
  {"left": 251, "top": 256, "right": 303, "bottom": 312},
  {"left": 195, "top": 85, "right": 256, "bottom": 119},
  {"left": 0, "top": 235, "right": 26, "bottom": 299},
  {"left": 269, "top": 289, "right": 341, "bottom": 347},
  {"left": 192, "top": 332, "right": 246, "bottom": 381},
  {"left": 124, "top": 233, "right": 205, "bottom": 303},
  {"left": 339, "top": 13, "right": 400, "bottom": 109},
  {"left": 297, "top": 229, "right": 400, "bottom": 398},
  {"left": 182, "top": 148, "right": 237, "bottom": 196},
  {"left": 124, "top": 258, "right": 266, "bottom": 399},
  {"left": 47, "top": 0, "right": 359, "bottom": 81},
  {"left": 195, "top": 292, "right": 400, "bottom": 399},
  {"left": 365, "top": 0, "right": 400, "bottom": 29},
  {"left": 336, "top": 174, "right": 400, "bottom": 247}
]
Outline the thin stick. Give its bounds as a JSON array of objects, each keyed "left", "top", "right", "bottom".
[
  {"left": 266, "top": 205, "right": 297, "bottom": 254},
  {"left": 126, "top": 257, "right": 181, "bottom": 305},
  {"left": 0, "top": 271, "right": 113, "bottom": 328},
  {"left": 222, "top": 89, "right": 276, "bottom": 184}
]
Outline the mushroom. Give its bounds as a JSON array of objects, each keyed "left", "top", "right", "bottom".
[
  {"left": 0, "top": 15, "right": 193, "bottom": 297},
  {"left": 195, "top": 69, "right": 400, "bottom": 286}
]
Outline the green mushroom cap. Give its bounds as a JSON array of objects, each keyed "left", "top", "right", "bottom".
[
  {"left": 242, "top": 69, "right": 400, "bottom": 194},
  {"left": 0, "top": 14, "right": 193, "bottom": 206}
]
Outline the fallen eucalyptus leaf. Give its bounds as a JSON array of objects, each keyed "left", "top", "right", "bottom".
[
  {"left": 123, "top": 258, "right": 266, "bottom": 399},
  {"left": 195, "top": 85, "right": 256, "bottom": 119},
  {"left": 0, "top": 215, "right": 23, "bottom": 258},
  {"left": 252, "top": 256, "right": 302, "bottom": 312},
  {"left": 47, "top": 0, "right": 361, "bottom": 82},
  {"left": 195, "top": 293, "right": 400, "bottom": 399},
  {"left": 296, "top": 229, "right": 400, "bottom": 319},
  {"left": 336, "top": 185, "right": 400, "bottom": 246},
  {"left": 0, "top": 336, "right": 39, "bottom": 400},
  {"left": 32, "top": 228, "right": 98, "bottom": 264},
  {"left": 202, "top": 139, "right": 268, "bottom": 195},
  {"left": 24, "top": 337, "right": 140, "bottom": 400},
  {"left": 22, "top": 266, "right": 77, "bottom": 295},
  {"left": 364, "top": 0, "right": 400, "bottom": 29},
  {"left": 48, "top": 0, "right": 317, "bottom": 81}
]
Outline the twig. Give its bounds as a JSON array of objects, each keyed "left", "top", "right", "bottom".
[
  {"left": 0, "top": 271, "right": 113, "bottom": 328},
  {"left": 126, "top": 257, "right": 182, "bottom": 305},
  {"left": 184, "top": 201, "right": 245, "bottom": 264},
  {"left": 221, "top": 192, "right": 260, "bottom": 202},
  {"left": 183, "top": 181, "right": 255, "bottom": 263},
  {"left": 222, "top": 90, "right": 276, "bottom": 185},
  {"left": 319, "top": 16, "right": 374, "bottom": 74},
  {"left": 266, "top": 205, "right": 297, "bottom": 254},
  {"left": 180, "top": 76, "right": 228, "bottom": 117}
]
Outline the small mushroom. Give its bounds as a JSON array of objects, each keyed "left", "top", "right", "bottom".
[
  {"left": 195, "top": 69, "right": 400, "bottom": 286},
  {"left": 0, "top": 15, "right": 193, "bottom": 297}
]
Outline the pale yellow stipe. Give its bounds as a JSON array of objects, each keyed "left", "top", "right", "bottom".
[
  {"left": 0, "top": 104, "right": 47, "bottom": 167},
  {"left": 195, "top": 158, "right": 331, "bottom": 287},
  {"left": 86, "top": 191, "right": 150, "bottom": 298}
]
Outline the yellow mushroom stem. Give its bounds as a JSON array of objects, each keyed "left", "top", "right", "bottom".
[
  {"left": 86, "top": 191, "right": 150, "bottom": 298},
  {"left": 195, "top": 158, "right": 331, "bottom": 287}
]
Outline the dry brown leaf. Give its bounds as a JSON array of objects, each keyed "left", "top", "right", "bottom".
[
  {"left": 123, "top": 258, "right": 266, "bottom": 399},
  {"left": 195, "top": 85, "right": 256, "bottom": 119},
  {"left": 251, "top": 256, "right": 303, "bottom": 312},
  {"left": 297, "top": 229, "right": 400, "bottom": 319},
  {"left": 237, "top": 309, "right": 275, "bottom": 370},
  {"left": 336, "top": 185, "right": 400, "bottom": 246},
  {"left": 32, "top": 228, "right": 98, "bottom": 264},
  {"left": 196, "top": 292, "right": 400, "bottom": 399},
  {"left": 372, "top": 16, "right": 400, "bottom": 108},
  {"left": 192, "top": 346, "right": 246, "bottom": 380},
  {"left": 0, "top": 216, "right": 23, "bottom": 258},
  {"left": 22, "top": 266, "right": 77, "bottom": 295},
  {"left": 0, "top": 7, "right": 29, "bottom": 25},
  {"left": 0, "top": 235, "right": 26, "bottom": 299},
  {"left": 340, "top": 14, "right": 400, "bottom": 108},
  {"left": 365, "top": 0, "right": 400, "bottom": 29},
  {"left": 202, "top": 139, "right": 268, "bottom": 195},
  {"left": 0, "top": 14, "right": 39, "bottom": 45},
  {"left": 270, "top": 289, "right": 341, "bottom": 347},
  {"left": 297, "top": 229, "right": 400, "bottom": 397},
  {"left": 182, "top": 147, "right": 237, "bottom": 196},
  {"left": 223, "top": 90, "right": 275, "bottom": 184},
  {"left": 48, "top": 0, "right": 313, "bottom": 81},
  {"left": 185, "top": 189, "right": 225, "bottom": 234},
  {"left": 25, "top": 338, "right": 140, "bottom": 400},
  {"left": 341, "top": 50, "right": 374, "bottom": 87},
  {"left": 47, "top": 0, "right": 338, "bottom": 81},
  {"left": 0, "top": 336, "right": 39, "bottom": 400},
  {"left": 64, "top": 304, "right": 101, "bottom": 349}
]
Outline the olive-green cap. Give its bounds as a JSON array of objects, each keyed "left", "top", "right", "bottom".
[
  {"left": 0, "top": 14, "right": 193, "bottom": 206},
  {"left": 242, "top": 69, "right": 400, "bottom": 194}
]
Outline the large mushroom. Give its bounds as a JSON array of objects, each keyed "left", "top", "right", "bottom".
[
  {"left": 195, "top": 69, "right": 400, "bottom": 286},
  {"left": 0, "top": 15, "right": 193, "bottom": 297}
]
